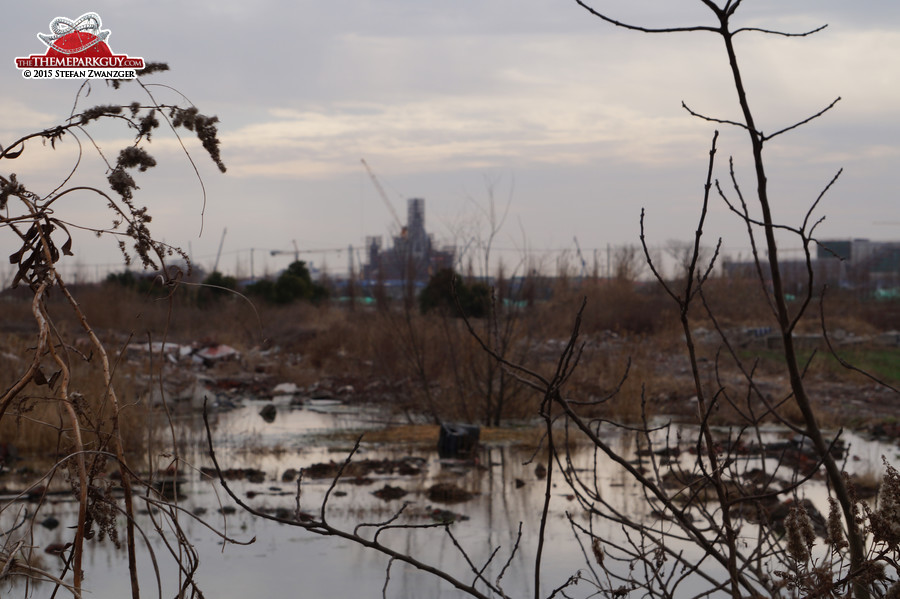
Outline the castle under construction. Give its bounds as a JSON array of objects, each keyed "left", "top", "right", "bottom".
[{"left": 362, "top": 198, "right": 454, "bottom": 284}]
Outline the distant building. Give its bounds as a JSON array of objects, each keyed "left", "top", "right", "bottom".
[
  {"left": 363, "top": 198, "right": 455, "bottom": 284},
  {"left": 723, "top": 238, "right": 900, "bottom": 291},
  {"left": 817, "top": 239, "right": 900, "bottom": 287}
]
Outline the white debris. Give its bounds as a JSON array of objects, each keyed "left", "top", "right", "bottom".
[{"left": 273, "top": 382, "right": 300, "bottom": 395}]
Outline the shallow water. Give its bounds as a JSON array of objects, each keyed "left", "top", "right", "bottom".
[{"left": 4, "top": 401, "right": 899, "bottom": 598}]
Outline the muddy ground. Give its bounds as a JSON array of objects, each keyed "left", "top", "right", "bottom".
[{"left": 138, "top": 331, "right": 900, "bottom": 443}]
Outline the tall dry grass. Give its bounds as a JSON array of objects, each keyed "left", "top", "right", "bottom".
[
  {"left": 0, "top": 332, "right": 147, "bottom": 460},
  {"left": 4, "top": 272, "right": 894, "bottom": 448}
]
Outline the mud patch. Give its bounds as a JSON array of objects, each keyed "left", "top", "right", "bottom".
[
  {"left": 427, "top": 483, "right": 474, "bottom": 504},
  {"left": 301, "top": 457, "right": 426, "bottom": 480},
  {"left": 372, "top": 485, "right": 408, "bottom": 501}
]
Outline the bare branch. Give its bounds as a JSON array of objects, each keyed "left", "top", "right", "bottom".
[
  {"left": 762, "top": 97, "right": 841, "bottom": 142},
  {"left": 682, "top": 101, "right": 751, "bottom": 132},
  {"left": 733, "top": 24, "right": 828, "bottom": 38},
  {"left": 573, "top": 1, "right": 719, "bottom": 34}
]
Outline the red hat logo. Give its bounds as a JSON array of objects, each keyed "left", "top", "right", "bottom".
[
  {"left": 15, "top": 13, "right": 143, "bottom": 79},
  {"left": 38, "top": 12, "right": 112, "bottom": 56},
  {"left": 37, "top": 13, "right": 112, "bottom": 58}
]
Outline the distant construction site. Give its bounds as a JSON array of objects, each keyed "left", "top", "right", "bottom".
[
  {"left": 361, "top": 197, "right": 455, "bottom": 286},
  {"left": 359, "top": 159, "right": 454, "bottom": 290}
]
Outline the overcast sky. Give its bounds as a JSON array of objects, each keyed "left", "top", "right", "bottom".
[{"left": 1, "top": 1, "right": 898, "bottom": 280}]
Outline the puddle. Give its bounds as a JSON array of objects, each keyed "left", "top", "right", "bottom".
[
  {"left": 3, "top": 405, "right": 899, "bottom": 598},
  {"left": 210, "top": 397, "right": 396, "bottom": 448}
]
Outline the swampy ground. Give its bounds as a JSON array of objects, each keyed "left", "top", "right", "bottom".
[{"left": 2, "top": 278, "right": 899, "bottom": 598}]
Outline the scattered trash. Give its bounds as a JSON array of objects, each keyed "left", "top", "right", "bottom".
[
  {"left": 272, "top": 382, "right": 300, "bottom": 395},
  {"left": 437, "top": 423, "right": 480, "bottom": 459},
  {"left": 195, "top": 343, "right": 240, "bottom": 365},
  {"left": 126, "top": 341, "right": 190, "bottom": 362}
]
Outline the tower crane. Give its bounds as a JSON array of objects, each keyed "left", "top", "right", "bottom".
[
  {"left": 212, "top": 228, "right": 227, "bottom": 273},
  {"left": 268, "top": 242, "right": 345, "bottom": 264},
  {"left": 270, "top": 240, "right": 300, "bottom": 262},
  {"left": 361, "top": 158, "right": 404, "bottom": 232},
  {"left": 573, "top": 236, "right": 588, "bottom": 280}
]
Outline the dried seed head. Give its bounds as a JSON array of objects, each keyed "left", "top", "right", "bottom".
[
  {"left": 826, "top": 497, "right": 848, "bottom": 550},
  {"left": 591, "top": 538, "right": 604, "bottom": 567},
  {"left": 871, "top": 459, "right": 900, "bottom": 548},
  {"left": 785, "top": 501, "right": 815, "bottom": 562},
  {"left": 654, "top": 546, "right": 666, "bottom": 569},
  {"left": 857, "top": 561, "right": 886, "bottom": 587}
]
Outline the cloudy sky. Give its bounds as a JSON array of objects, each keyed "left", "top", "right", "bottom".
[{"left": 1, "top": 1, "right": 898, "bottom": 280}]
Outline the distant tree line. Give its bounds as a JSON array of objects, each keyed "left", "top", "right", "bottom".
[{"left": 105, "top": 260, "right": 328, "bottom": 306}]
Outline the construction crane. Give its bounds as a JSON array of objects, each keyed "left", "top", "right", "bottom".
[
  {"left": 212, "top": 228, "right": 227, "bottom": 273},
  {"left": 268, "top": 242, "right": 345, "bottom": 263},
  {"left": 573, "top": 236, "right": 588, "bottom": 279},
  {"left": 361, "top": 158, "right": 404, "bottom": 231},
  {"left": 270, "top": 240, "right": 300, "bottom": 262}
]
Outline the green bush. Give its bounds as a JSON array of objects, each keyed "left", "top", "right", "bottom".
[
  {"left": 419, "top": 268, "right": 490, "bottom": 318},
  {"left": 246, "top": 260, "right": 328, "bottom": 305}
]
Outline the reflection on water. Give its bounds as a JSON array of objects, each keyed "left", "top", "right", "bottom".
[{"left": 3, "top": 402, "right": 899, "bottom": 598}]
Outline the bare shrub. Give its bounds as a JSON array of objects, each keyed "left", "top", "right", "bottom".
[{"left": 0, "top": 68, "right": 234, "bottom": 598}]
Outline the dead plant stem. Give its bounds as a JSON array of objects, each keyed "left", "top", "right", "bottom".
[{"left": 55, "top": 273, "right": 141, "bottom": 598}]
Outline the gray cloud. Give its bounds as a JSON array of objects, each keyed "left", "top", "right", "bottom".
[{"left": 1, "top": 1, "right": 898, "bottom": 277}]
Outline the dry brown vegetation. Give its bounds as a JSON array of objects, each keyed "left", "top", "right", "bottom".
[
  {"left": 0, "top": 67, "right": 235, "bottom": 597},
  {"left": 0, "top": 338, "right": 145, "bottom": 458},
  {"left": 4, "top": 268, "right": 895, "bottom": 453}
]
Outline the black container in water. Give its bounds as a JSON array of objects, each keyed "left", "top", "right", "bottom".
[{"left": 437, "top": 423, "right": 480, "bottom": 458}]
